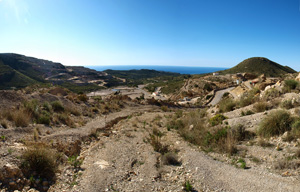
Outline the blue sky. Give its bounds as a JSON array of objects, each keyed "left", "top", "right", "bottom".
[{"left": 0, "top": 0, "right": 299, "bottom": 70}]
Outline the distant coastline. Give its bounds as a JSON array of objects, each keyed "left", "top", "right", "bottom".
[{"left": 87, "top": 65, "right": 228, "bottom": 75}]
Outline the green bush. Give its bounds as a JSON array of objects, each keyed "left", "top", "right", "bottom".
[
  {"left": 43, "top": 102, "right": 52, "bottom": 112},
  {"left": 37, "top": 113, "right": 51, "bottom": 125},
  {"left": 209, "top": 114, "right": 227, "bottom": 126},
  {"left": 24, "top": 99, "right": 40, "bottom": 118},
  {"left": 51, "top": 101, "right": 65, "bottom": 112},
  {"left": 258, "top": 110, "right": 294, "bottom": 137}
]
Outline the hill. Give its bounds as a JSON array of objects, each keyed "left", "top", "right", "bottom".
[
  {"left": 0, "top": 53, "right": 108, "bottom": 91},
  {"left": 0, "top": 53, "right": 182, "bottom": 92},
  {"left": 220, "top": 57, "right": 296, "bottom": 77},
  {"left": 0, "top": 62, "right": 37, "bottom": 89}
]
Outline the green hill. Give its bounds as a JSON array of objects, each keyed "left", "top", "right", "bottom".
[
  {"left": 0, "top": 61, "right": 38, "bottom": 89},
  {"left": 220, "top": 57, "right": 296, "bottom": 77}
]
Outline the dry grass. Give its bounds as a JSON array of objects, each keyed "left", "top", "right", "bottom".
[
  {"left": 11, "top": 109, "right": 31, "bottom": 127},
  {"left": 253, "top": 101, "right": 269, "bottom": 112}
]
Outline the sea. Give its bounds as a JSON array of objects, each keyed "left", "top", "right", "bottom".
[{"left": 87, "top": 65, "right": 227, "bottom": 75}]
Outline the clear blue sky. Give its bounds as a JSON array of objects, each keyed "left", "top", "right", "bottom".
[{"left": 0, "top": 0, "right": 299, "bottom": 70}]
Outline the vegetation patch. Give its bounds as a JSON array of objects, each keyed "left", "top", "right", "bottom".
[
  {"left": 258, "top": 110, "right": 294, "bottom": 137},
  {"left": 21, "top": 144, "right": 58, "bottom": 182},
  {"left": 209, "top": 114, "right": 227, "bottom": 126}
]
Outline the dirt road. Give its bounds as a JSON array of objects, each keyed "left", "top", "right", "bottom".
[{"left": 208, "top": 87, "right": 235, "bottom": 106}]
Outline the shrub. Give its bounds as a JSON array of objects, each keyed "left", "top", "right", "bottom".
[
  {"left": 280, "top": 99, "right": 294, "bottom": 109},
  {"left": 24, "top": 99, "right": 40, "bottom": 118},
  {"left": 258, "top": 110, "right": 294, "bottom": 137},
  {"left": 21, "top": 144, "right": 58, "bottom": 181},
  {"left": 219, "top": 98, "right": 236, "bottom": 112},
  {"left": 229, "top": 124, "right": 246, "bottom": 141},
  {"left": 152, "top": 127, "right": 163, "bottom": 137},
  {"left": 58, "top": 113, "right": 74, "bottom": 127},
  {"left": 263, "top": 88, "right": 281, "bottom": 100},
  {"left": 161, "top": 106, "right": 168, "bottom": 112},
  {"left": 161, "top": 152, "right": 181, "bottom": 166},
  {"left": 37, "top": 113, "right": 51, "bottom": 125},
  {"left": 284, "top": 120, "right": 300, "bottom": 141},
  {"left": 149, "top": 134, "right": 169, "bottom": 154},
  {"left": 13, "top": 110, "right": 31, "bottom": 127},
  {"left": 209, "top": 114, "right": 227, "bottom": 126},
  {"left": 78, "top": 94, "right": 88, "bottom": 102},
  {"left": 51, "top": 101, "right": 65, "bottom": 112},
  {"left": 253, "top": 101, "right": 268, "bottom": 112},
  {"left": 241, "top": 110, "right": 254, "bottom": 116},
  {"left": 43, "top": 102, "right": 52, "bottom": 112},
  {"left": 167, "top": 119, "right": 184, "bottom": 130},
  {"left": 284, "top": 79, "right": 299, "bottom": 92}
]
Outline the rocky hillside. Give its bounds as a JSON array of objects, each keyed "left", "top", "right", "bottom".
[{"left": 220, "top": 57, "right": 296, "bottom": 77}]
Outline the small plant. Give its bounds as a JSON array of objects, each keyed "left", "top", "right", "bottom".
[
  {"left": 8, "top": 148, "right": 13, "bottom": 154},
  {"left": 1, "top": 135, "right": 6, "bottom": 141},
  {"left": 68, "top": 155, "right": 83, "bottom": 169},
  {"left": 237, "top": 158, "right": 247, "bottom": 169},
  {"left": 148, "top": 134, "right": 169, "bottom": 154},
  {"left": 161, "top": 152, "right": 181, "bottom": 166},
  {"left": 209, "top": 114, "right": 227, "bottom": 126},
  {"left": 153, "top": 127, "right": 163, "bottom": 137},
  {"left": 183, "top": 180, "right": 193, "bottom": 192}
]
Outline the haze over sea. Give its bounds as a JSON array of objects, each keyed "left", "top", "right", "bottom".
[{"left": 87, "top": 66, "right": 227, "bottom": 75}]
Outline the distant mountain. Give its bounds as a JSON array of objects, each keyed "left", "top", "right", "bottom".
[{"left": 220, "top": 57, "right": 296, "bottom": 77}]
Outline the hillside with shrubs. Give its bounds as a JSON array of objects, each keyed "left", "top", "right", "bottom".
[{"left": 1, "top": 55, "right": 300, "bottom": 191}]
